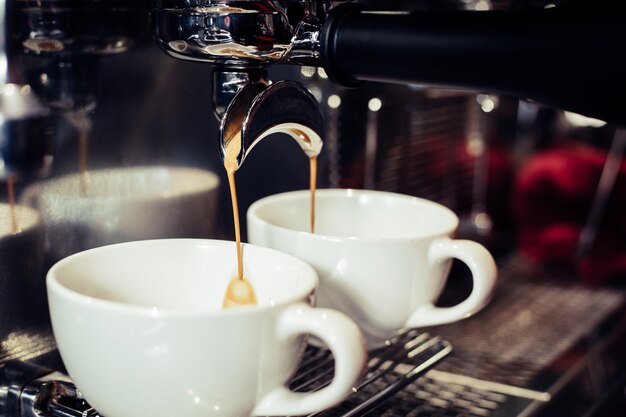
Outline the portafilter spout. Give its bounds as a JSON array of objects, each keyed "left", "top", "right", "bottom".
[
  {"left": 219, "top": 80, "right": 323, "bottom": 169},
  {"left": 153, "top": 0, "right": 326, "bottom": 166}
]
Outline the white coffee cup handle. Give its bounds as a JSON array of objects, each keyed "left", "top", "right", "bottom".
[
  {"left": 405, "top": 238, "right": 498, "bottom": 328},
  {"left": 252, "top": 303, "right": 366, "bottom": 416}
]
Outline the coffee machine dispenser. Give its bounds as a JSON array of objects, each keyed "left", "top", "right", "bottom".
[
  {"left": 2, "top": 0, "right": 624, "bottom": 174},
  {"left": 3, "top": 0, "right": 624, "bottom": 179},
  {"left": 153, "top": 0, "right": 626, "bottom": 130}
]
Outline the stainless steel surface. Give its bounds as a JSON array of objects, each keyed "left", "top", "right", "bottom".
[
  {"left": 334, "top": 87, "right": 471, "bottom": 203},
  {"left": 6, "top": 0, "right": 149, "bottom": 180},
  {"left": 20, "top": 370, "right": 82, "bottom": 417},
  {"left": 0, "top": 358, "right": 93, "bottom": 417},
  {"left": 0, "top": 0, "right": 52, "bottom": 179},
  {"left": 393, "top": 255, "right": 626, "bottom": 417},
  {"left": 0, "top": 331, "right": 58, "bottom": 416},
  {"left": 14, "top": 0, "right": 149, "bottom": 179},
  {"left": 212, "top": 69, "right": 266, "bottom": 119},
  {"left": 1, "top": 1, "right": 625, "bottom": 416},
  {"left": 461, "top": 94, "right": 494, "bottom": 237},
  {"left": 0, "top": 205, "right": 48, "bottom": 350},
  {"left": 0, "top": 330, "right": 56, "bottom": 366},
  {"left": 152, "top": 0, "right": 331, "bottom": 68},
  {"left": 294, "top": 331, "right": 452, "bottom": 417},
  {"left": 2, "top": 330, "right": 452, "bottom": 417},
  {"left": 428, "top": 255, "right": 625, "bottom": 391},
  {"left": 577, "top": 129, "right": 626, "bottom": 259},
  {"left": 292, "top": 255, "right": 626, "bottom": 417},
  {"left": 3, "top": 254, "right": 624, "bottom": 417},
  {"left": 18, "top": 0, "right": 144, "bottom": 57},
  {"left": 155, "top": 1, "right": 326, "bottom": 168}
]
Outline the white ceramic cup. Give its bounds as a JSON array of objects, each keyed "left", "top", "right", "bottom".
[
  {"left": 21, "top": 166, "right": 220, "bottom": 264},
  {"left": 47, "top": 239, "right": 366, "bottom": 417},
  {"left": 247, "top": 189, "right": 498, "bottom": 347}
]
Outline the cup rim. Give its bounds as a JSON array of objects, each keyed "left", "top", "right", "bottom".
[
  {"left": 46, "top": 238, "right": 319, "bottom": 318},
  {"left": 247, "top": 188, "right": 460, "bottom": 242},
  {"left": 21, "top": 165, "right": 220, "bottom": 204}
]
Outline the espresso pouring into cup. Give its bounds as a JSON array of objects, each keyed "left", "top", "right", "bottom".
[
  {"left": 47, "top": 239, "right": 366, "bottom": 417},
  {"left": 218, "top": 81, "right": 323, "bottom": 308},
  {"left": 248, "top": 189, "right": 498, "bottom": 347}
]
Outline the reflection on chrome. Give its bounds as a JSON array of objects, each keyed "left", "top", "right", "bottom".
[{"left": 153, "top": 0, "right": 328, "bottom": 67}]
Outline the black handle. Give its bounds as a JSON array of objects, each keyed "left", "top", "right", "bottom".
[{"left": 321, "top": 3, "right": 626, "bottom": 125}]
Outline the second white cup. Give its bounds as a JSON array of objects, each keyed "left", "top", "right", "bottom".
[{"left": 247, "top": 189, "right": 498, "bottom": 347}]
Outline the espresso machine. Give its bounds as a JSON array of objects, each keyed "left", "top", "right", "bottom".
[{"left": 2, "top": 1, "right": 626, "bottom": 416}]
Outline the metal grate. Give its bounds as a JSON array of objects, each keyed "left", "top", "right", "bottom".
[
  {"left": 425, "top": 254, "right": 626, "bottom": 388},
  {"left": 290, "top": 331, "right": 453, "bottom": 417},
  {"left": 5, "top": 255, "right": 625, "bottom": 417},
  {"left": 327, "top": 85, "right": 476, "bottom": 212},
  {"left": 373, "top": 92, "right": 471, "bottom": 204},
  {"left": 281, "top": 337, "right": 512, "bottom": 417},
  {"left": 6, "top": 331, "right": 452, "bottom": 417},
  {"left": 352, "top": 374, "right": 510, "bottom": 417},
  {"left": 0, "top": 328, "right": 57, "bottom": 365},
  {"left": 281, "top": 254, "right": 626, "bottom": 417}
]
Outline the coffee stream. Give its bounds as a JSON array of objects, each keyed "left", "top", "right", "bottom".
[
  {"left": 221, "top": 132, "right": 318, "bottom": 309},
  {"left": 79, "top": 130, "right": 89, "bottom": 197},
  {"left": 309, "top": 156, "right": 317, "bottom": 234},
  {"left": 222, "top": 132, "right": 258, "bottom": 308},
  {"left": 7, "top": 176, "right": 18, "bottom": 234}
]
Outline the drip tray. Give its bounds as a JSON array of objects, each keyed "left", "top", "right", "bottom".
[
  {"left": 360, "top": 254, "right": 626, "bottom": 417},
  {"left": 296, "top": 254, "right": 626, "bottom": 417},
  {"left": 4, "top": 254, "right": 625, "bottom": 417},
  {"left": 291, "top": 331, "right": 452, "bottom": 417},
  {"left": 2, "top": 330, "right": 452, "bottom": 417}
]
